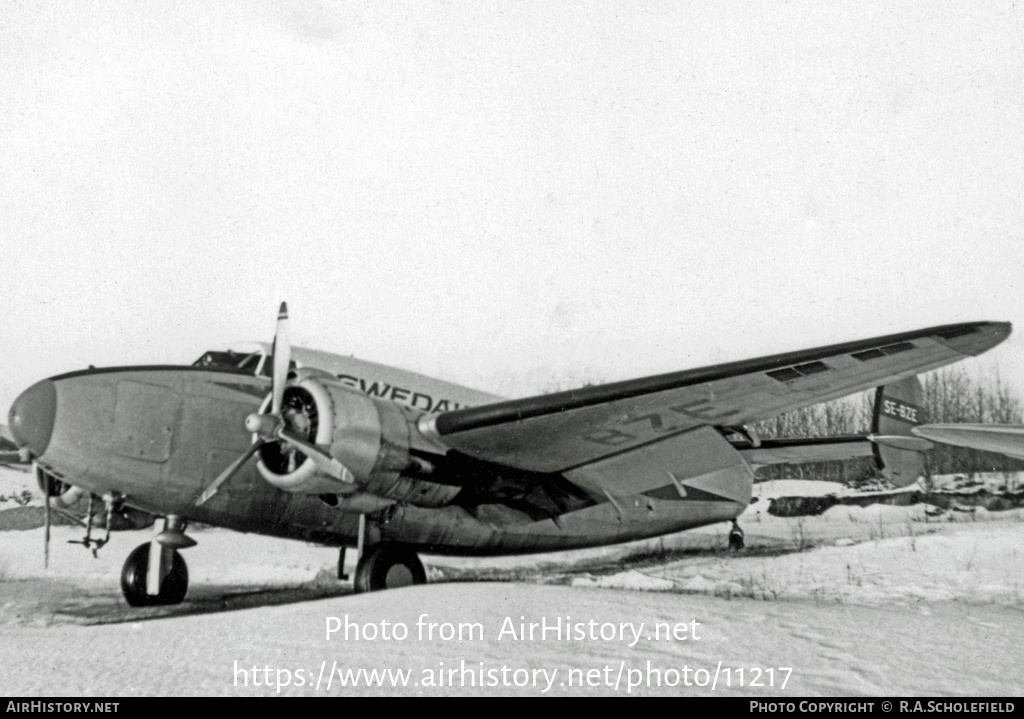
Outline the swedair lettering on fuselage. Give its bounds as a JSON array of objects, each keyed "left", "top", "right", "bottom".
[
  {"left": 207, "top": 344, "right": 504, "bottom": 415},
  {"left": 283, "top": 344, "right": 505, "bottom": 414},
  {"left": 334, "top": 374, "right": 467, "bottom": 413}
]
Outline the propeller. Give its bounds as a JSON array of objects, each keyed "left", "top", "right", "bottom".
[
  {"left": 196, "top": 302, "right": 352, "bottom": 506},
  {"left": 271, "top": 301, "right": 290, "bottom": 416}
]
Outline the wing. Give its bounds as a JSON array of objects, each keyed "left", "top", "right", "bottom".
[
  {"left": 421, "top": 321, "right": 1010, "bottom": 473},
  {"left": 912, "top": 424, "right": 1024, "bottom": 461}
]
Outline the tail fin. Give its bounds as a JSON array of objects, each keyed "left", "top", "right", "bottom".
[{"left": 871, "top": 376, "right": 931, "bottom": 486}]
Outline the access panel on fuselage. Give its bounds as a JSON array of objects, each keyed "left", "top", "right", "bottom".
[{"left": 111, "top": 381, "right": 180, "bottom": 463}]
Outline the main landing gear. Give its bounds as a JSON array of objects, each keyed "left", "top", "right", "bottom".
[
  {"left": 120, "top": 515, "right": 193, "bottom": 607},
  {"left": 729, "top": 520, "right": 745, "bottom": 551},
  {"left": 353, "top": 544, "right": 426, "bottom": 593},
  {"left": 346, "top": 514, "right": 427, "bottom": 593}
]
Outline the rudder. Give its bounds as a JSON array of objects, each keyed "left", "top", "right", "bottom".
[{"left": 871, "top": 376, "right": 931, "bottom": 486}]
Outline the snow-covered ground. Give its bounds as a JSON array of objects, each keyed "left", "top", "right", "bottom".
[{"left": 0, "top": 467, "right": 1021, "bottom": 696}]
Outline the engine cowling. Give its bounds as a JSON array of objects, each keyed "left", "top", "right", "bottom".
[
  {"left": 253, "top": 375, "right": 459, "bottom": 507},
  {"left": 36, "top": 466, "right": 85, "bottom": 508}
]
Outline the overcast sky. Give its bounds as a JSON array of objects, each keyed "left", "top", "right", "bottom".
[{"left": 1, "top": 1, "right": 1022, "bottom": 411}]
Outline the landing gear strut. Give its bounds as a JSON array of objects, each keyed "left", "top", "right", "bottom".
[
  {"left": 353, "top": 544, "right": 426, "bottom": 593},
  {"left": 729, "top": 520, "right": 745, "bottom": 551}
]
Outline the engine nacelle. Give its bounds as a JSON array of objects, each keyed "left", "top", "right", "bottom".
[
  {"left": 36, "top": 465, "right": 85, "bottom": 508},
  {"left": 254, "top": 377, "right": 459, "bottom": 507}
]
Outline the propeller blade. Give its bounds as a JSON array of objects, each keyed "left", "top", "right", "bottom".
[
  {"left": 271, "top": 301, "right": 291, "bottom": 416},
  {"left": 196, "top": 441, "right": 263, "bottom": 505},
  {"left": 277, "top": 429, "right": 354, "bottom": 483}
]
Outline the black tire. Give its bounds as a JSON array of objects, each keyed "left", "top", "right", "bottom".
[
  {"left": 729, "top": 527, "right": 745, "bottom": 551},
  {"left": 120, "top": 543, "right": 189, "bottom": 607},
  {"left": 354, "top": 544, "right": 426, "bottom": 593}
]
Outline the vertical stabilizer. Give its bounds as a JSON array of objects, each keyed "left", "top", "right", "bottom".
[{"left": 871, "top": 376, "right": 929, "bottom": 486}]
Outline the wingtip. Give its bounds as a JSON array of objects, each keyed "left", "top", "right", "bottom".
[
  {"left": 932, "top": 320, "right": 1013, "bottom": 356},
  {"left": 981, "top": 320, "right": 1012, "bottom": 336},
  {"left": 977, "top": 320, "right": 1012, "bottom": 353}
]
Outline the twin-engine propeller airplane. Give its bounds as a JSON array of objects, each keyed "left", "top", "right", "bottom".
[{"left": 5, "top": 305, "right": 1011, "bottom": 606}]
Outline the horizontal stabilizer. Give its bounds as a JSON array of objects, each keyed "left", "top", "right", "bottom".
[
  {"left": 740, "top": 436, "right": 874, "bottom": 466},
  {"left": 869, "top": 435, "right": 933, "bottom": 452},
  {"left": 912, "top": 424, "right": 1024, "bottom": 461}
]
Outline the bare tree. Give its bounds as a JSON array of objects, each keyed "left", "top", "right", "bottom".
[{"left": 921, "top": 368, "right": 1024, "bottom": 475}]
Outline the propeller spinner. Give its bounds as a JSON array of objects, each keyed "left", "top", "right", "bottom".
[{"left": 197, "top": 302, "right": 352, "bottom": 505}]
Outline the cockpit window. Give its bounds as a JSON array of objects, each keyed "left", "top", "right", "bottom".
[
  {"left": 257, "top": 355, "right": 297, "bottom": 378},
  {"left": 192, "top": 350, "right": 263, "bottom": 373}
]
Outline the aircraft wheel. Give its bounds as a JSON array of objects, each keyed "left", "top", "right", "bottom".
[
  {"left": 354, "top": 544, "right": 426, "bottom": 593},
  {"left": 729, "top": 523, "right": 745, "bottom": 551},
  {"left": 120, "top": 543, "right": 189, "bottom": 607}
]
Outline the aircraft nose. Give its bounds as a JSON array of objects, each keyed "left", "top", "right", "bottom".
[{"left": 8, "top": 379, "right": 56, "bottom": 458}]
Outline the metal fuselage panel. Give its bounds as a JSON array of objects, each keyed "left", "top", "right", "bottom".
[
  {"left": 37, "top": 367, "right": 362, "bottom": 546},
  {"left": 282, "top": 346, "right": 505, "bottom": 413},
  {"left": 35, "top": 361, "right": 749, "bottom": 554}
]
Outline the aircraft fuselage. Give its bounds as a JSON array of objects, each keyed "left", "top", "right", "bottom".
[{"left": 10, "top": 357, "right": 748, "bottom": 556}]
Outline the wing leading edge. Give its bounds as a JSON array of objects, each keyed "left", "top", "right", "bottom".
[{"left": 421, "top": 321, "right": 1011, "bottom": 473}]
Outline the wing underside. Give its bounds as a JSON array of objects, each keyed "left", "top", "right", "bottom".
[{"left": 421, "top": 322, "right": 1011, "bottom": 474}]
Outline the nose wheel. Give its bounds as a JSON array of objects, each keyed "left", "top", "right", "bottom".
[
  {"left": 729, "top": 521, "right": 745, "bottom": 551},
  {"left": 120, "top": 542, "right": 189, "bottom": 607}
]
